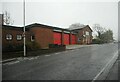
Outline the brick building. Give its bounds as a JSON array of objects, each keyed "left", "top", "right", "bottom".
[
  {"left": 69, "top": 25, "right": 93, "bottom": 44},
  {"left": 2, "top": 23, "right": 77, "bottom": 50},
  {"left": 2, "top": 25, "right": 29, "bottom": 51},
  {"left": 2, "top": 23, "right": 92, "bottom": 51}
]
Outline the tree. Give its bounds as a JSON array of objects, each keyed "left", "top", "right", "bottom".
[
  {"left": 93, "top": 24, "right": 106, "bottom": 39},
  {"left": 3, "top": 11, "right": 14, "bottom": 25},
  {"left": 101, "top": 29, "right": 113, "bottom": 43},
  {"left": 92, "top": 24, "right": 113, "bottom": 44}
]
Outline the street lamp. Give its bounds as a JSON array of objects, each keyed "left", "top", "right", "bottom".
[{"left": 23, "top": 0, "right": 26, "bottom": 57}]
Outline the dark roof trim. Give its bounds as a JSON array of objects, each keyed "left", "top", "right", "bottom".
[
  {"left": 25, "top": 23, "right": 72, "bottom": 32},
  {"left": 25, "top": 23, "right": 62, "bottom": 30},
  {"left": 2, "top": 25, "right": 24, "bottom": 31},
  {"left": 85, "top": 25, "right": 93, "bottom": 32},
  {"left": 2, "top": 23, "right": 84, "bottom": 32},
  {"left": 2, "top": 25, "right": 23, "bottom": 28}
]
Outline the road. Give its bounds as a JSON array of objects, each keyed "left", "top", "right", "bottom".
[{"left": 2, "top": 43, "right": 118, "bottom": 80}]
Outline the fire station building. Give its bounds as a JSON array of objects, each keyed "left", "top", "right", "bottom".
[{"left": 2, "top": 23, "right": 92, "bottom": 51}]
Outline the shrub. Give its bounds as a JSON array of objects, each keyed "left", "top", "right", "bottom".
[
  {"left": 15, "top": 44, "right": 24, "bottom": 51},
  {"left": 49, "top": 44, "right": 65, "bottom": 48},
  {"left": 26, "top": 41, "right": 40, "bottom": 51},
  {"left": 92, "top": 39, "right": 103, "bottom": 44},
  {"left": 3, "top": 44, "right": 23, "bottom": 52}
]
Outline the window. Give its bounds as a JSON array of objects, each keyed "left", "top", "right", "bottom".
[
  {"left": 17, "top": 35, "right": 22, "bottom": 40},
  {"left": 83, "top": 31, "right": 84, "bottom": 34},
  {"left": 86, "top": 31, "right": 89, "bottom": 35},
  {"left": 31, "top": 35, "right": 35, "bottom": 41},
  {"left": 6, "top": 34, "right": 12, "bottom": 40}
]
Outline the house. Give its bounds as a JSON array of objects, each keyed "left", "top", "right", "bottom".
[{"left": 69, "top": 25, "right": 93, "bottom": 44}]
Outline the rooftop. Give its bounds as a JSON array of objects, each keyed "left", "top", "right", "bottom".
[
  {"left": 68, "top": 23, "right": 87, "bottom": 30},
  {"left": 2, "top": 23, "right": 70, "bottom": 31}
]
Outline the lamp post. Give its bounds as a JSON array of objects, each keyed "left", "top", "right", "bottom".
[{"left": 23, "top": 0, "right": 26, "bottom": 57}]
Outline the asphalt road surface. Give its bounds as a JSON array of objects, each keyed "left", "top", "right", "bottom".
[{"left": 2, "top": 43, "right": 118, "bottom": 80}]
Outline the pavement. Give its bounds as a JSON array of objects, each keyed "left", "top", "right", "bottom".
[
  {"left": 104, "top": 43, "right": 120, "bottom": 81},
  {"left": 66, "top": 44, "right": 98, "bottom": 50},
  {"left": 0, "top": 58, "right": 17, "bottom": 64},
  {"left": 105, "top": 60, "right": 118, "bottom": 80},
  {"left": 2, "top": 43, "right": 118, "bottom": 80},
  {"left": 1, "top": 44, "right": 97, "bottom": 63}
]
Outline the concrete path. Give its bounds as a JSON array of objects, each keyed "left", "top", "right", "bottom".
[
  {"left": 66, "top": 44, "right": 99, "bottom": 50},
  {"left": 105, "top": 60, "right": 118, "bottom": 80}
]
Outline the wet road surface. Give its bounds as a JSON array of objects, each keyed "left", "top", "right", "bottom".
[{"left": 3, "top": 43, "right": 118, "bottom": 80}]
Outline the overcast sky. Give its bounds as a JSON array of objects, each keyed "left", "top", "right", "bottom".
[{"left": 1, "top": 0, "right": 119, "bottom": 40}]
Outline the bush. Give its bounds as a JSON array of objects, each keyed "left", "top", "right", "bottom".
[
  {"left": 49, "top": 44, "right": 65, "bottom": 48},
  {"left": 92, "top": 39, "right": 103, "bottom": 44},
  {"left": 5, "top": 44, "right": 14, "bottom": 51},
  {"left": 3, "top": 42, "right": 40, "bottom": 52},
  {"left": 15, "top": 44, "right": 24, "bottom": 51},
  {"left": 3, "top": 44, "right": 23, "bottom": 52},
  {"left": 26, "top": 41, "right": 40, "bottom": 51}
]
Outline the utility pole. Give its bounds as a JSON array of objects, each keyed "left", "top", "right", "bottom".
[{"left": 23, "top": 0, "right": 26, "bottom": 57}]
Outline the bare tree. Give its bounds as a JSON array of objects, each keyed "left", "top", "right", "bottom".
[
  {"left": 3, "top": 11, "right": 14, "bottom": 25},
  {"left": 93, "top": 24, "right": 106, "bottom": 39}
]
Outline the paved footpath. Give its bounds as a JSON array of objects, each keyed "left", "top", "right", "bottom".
[
  {"left": 66, "top": 44, "right": 99, "bottom": 50},
  {"left": 1, "top": 44, "right": 98, "bottom": 63},
  {"left": 105, "top": 60, "right": 118, "bottom": 80}
]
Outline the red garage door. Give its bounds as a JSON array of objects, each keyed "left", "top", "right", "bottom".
[
  {"left": 64, "top": 34, "right": 70, "bottom": 45},
  {"left": 71, "top": 34, "right": 76, "bottom": 44},
  {"left": 53, "top": 32, "right": 62, "bottom": 45}
]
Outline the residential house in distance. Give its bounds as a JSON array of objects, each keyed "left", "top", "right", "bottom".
[{"left": 69, "top": 24, "right": 93, "bottom": 44}]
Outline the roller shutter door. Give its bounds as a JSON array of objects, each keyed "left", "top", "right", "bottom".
[
  {"left": 53, "top": 32, "right": 62, "bottom": 45},
  {"left": 71, "top": 34, "right": 76, "bottom": 44},
  {"left": 64, "top": 34, "right": 70, "bottom": 45}
]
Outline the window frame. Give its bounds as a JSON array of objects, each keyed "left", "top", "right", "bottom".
[
  {"left": 85, "top": 31, "right": 89, "bottom": 36},
  {"left": 31, "top": 35, "right": 35, "bottom": 42},
  {"left": 16, "top": 34, "right": 22, "bottom": 41},
  {"left": 6, "top": 34, "right": 13, "bottom": 40}
]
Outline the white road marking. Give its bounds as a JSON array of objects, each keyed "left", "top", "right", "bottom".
[
  {"left": 28, "top": 58, "right": 34, "bottom": 60},
  {"left": 92, "top": 51, "right": 118, "bottom": 82},
  {"left": 71, "top": 50, "right": 75, "bottom": 51},
  {"left": 34, "top": 56, "right": 39, "bottom": 59},
  {"left": 45, "top": 55, "right": 51, "bottom": 57},
  {"left": 3, "top": 61, "right": 20, "bottom": 65},
  {"left": 0, "top": 58, "right": 16, "bottom": 63},
  {"left": 21, "top": 57, "right": 29, "bottom": 60},
  {"left": 65, "top": 51, "right": 68, "bottom": 53},
  {"left": 55, "top": 53, "right": 60, "bottom": 55}
]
